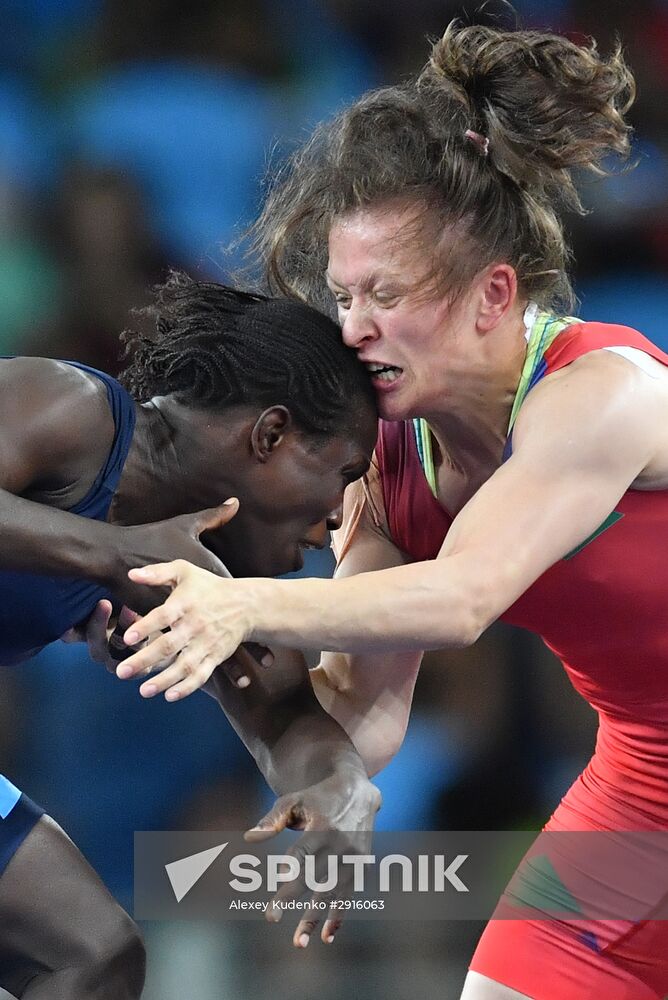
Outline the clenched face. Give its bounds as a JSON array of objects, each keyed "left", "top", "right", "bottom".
[
  {"left": 327, "top": 204, "right": 473, "bottom": 422},
  {"left": 204, "top": 418, "right": 377, "bottom": 578}
]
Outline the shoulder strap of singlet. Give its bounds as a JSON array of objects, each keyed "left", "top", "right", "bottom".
[
  {"left": 60, "top": 361, "right": 136, "bottom": 517},
  {"left": 413, "top": 308, "right": 577, "bottom": 496}
]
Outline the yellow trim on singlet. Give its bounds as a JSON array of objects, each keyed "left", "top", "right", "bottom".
[{"left": 413, "top": 309, "right": 579, "bottom": 498}]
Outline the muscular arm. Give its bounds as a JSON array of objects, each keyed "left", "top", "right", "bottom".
[
  {"left": 0, "top": 357, "right": 124, "bottom": 581},
  {"left": 123, "top": 349, "right": 668, "bottom": 682},
  {"left": 246, "top": 351, "right": 665, "bottom": 650}
]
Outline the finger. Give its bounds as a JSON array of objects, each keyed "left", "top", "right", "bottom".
[
  {"left": 293, "top": 910, "right": 322, "bottom": 949},
  {"left": 137, "top": 647, "right": 221, "bottom": 700},
  {"left": 85, "top": 601, "right": 115, "bottom": 664},
  {"left": 220, "top": 659, "right": 251, "bottom": 689},
  {"left": 122, "top": 592, "right": 189, "bottom": 647},
  {"left": 219, "top": 645, "right": 266, "bottom": 690},
  {"left": 192, "top": 497, "right": 239, "bottom": 538},
  {"left": 321, "top": 913, "right": 343, "bottom": 944},
  {"left": 244, "top": 799, "right": 295, "bottom": 843},
  {"left": 107, "top": 604, "right": 142, "bottom": 663},
  {"left": 61, "top": 600, "right": 112, "bottom": 643},
  {"left": 243, "top": 641, "right": 275, "bottom": 669},
  {"left": 108, "top": 623, "right": 134, "bottom": 662},
  {"left": 118, "top": 605, "right": 140, "bottom": 629},
  {"left": 267, "top": 868, "right": 310, "bottom": 915},
  {"left": 116, "top": 620, "right": 190, "bottom": 679},
  {"left": 127, "top": 559, "right": 189, "bottom": 591},
  {"left": 291, "top": 890, "right": 341, "bottom": 946}
]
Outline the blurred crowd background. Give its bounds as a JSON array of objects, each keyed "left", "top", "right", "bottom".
[{"left": 0, "top": 1, "right": 666, "bottom": 997}]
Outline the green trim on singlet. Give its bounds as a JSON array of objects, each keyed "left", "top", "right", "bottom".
[
  {"left": 563, "top": 510, "right": 625, "bottom": 560},
  {"left": 413, "top": 309, "right": 579, "bottom": 498}
]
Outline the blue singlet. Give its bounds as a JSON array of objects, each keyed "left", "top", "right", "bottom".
[{"left": 0, "top": 361, "right": 136, "bottom": 665}]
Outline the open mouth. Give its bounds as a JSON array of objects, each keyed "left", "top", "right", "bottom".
[{"left": 365, "top": 362, "right": 403, "bottom": 383}]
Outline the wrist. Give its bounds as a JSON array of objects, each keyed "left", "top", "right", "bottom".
[
  {"left": 96, "top": 524, "right": 133, "bottom": 589},
  {"left": 241, "top": 577, "right": 288, "bottom": 644}
]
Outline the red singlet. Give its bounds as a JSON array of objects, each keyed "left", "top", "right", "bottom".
[{"left": 376, "top": 322, "right": 668, "bottom": 999}]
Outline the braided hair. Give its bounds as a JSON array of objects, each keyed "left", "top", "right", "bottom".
[{"left": 120, "top": 271, "right": 376, "bottom": 441}]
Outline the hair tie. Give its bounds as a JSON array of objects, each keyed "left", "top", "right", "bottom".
[{"left": 464, "top": 129, "right": 490, "bottom": 157}]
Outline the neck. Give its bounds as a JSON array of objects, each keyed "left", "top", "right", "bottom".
[
  {"left": 110, "top": 400, "right": 181, "bottom": 525},
  {"left": 425, "top": 309, "right": 528, "bottom": 471}
]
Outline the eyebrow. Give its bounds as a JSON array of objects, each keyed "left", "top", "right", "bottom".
[{"left": 325, "top": 270, "right": 404, "bottom": 292}]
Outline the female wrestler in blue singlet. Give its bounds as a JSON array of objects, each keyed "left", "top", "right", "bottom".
[{"left": 0, "top": 272, "right": 378, "bottom": 999}]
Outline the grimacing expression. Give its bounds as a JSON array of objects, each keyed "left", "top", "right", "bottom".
[
  {"left": 327, "top": 205, "right": 469, "bottom": 422},
  {"left": 212, "top": 424, "right": 376, "bottom": 578}
]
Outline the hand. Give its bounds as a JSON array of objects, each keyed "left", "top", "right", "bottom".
[
  {"left": 106, "top": 499, "right": 240, "bottom": 615},
  {"left": 61, "top": 601, "right": 141, "bottom": 672},
  {"left": 244, "top": 771, "right": 381, "bottom": 947},
  {"left": 114, "top": 560, "right": 258, "bottom": 700}
]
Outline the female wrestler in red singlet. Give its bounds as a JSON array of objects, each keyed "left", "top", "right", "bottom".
[{"left": 113, "top": 22, "right": 668, "bottom": 998}]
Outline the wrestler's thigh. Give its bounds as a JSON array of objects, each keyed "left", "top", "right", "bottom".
[{"left": 0, "top": 815, "right": 141, "bottom": 996}]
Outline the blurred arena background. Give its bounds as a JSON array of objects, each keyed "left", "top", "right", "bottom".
[{"left": 0, "top": 1, "right": 666, "bottom": 997}]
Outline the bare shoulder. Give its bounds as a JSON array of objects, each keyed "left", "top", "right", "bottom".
[
  {"left": 512, "top": 348, "right": 668, "bottom": 487},
  {"left": 0, "top": 357, "right": 118, "bottom": 494}
]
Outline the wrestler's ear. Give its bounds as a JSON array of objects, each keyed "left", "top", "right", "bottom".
[
  {"left": 250, "top": 406, "right": 292, "bottom": 462},
  {"left": 476, "top": 263, "right": 517, "bottom": 333}
]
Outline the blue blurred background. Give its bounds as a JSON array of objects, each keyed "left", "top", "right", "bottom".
[{"left": 0, "top": 1, "right": 666, "bottom": 997}]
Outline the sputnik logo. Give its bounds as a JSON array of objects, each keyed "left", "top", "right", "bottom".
[{"left": 165, "top": 843, "right": 228, "bottom": 902}]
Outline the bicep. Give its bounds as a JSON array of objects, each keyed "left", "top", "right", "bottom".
[{"left": 437, "top": 353, "right": 663, "bottom": 627}]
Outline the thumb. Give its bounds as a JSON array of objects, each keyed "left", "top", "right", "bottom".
[
  {"left": 244, "top": 797, "right": 295, "bottom": 843},
  {"left": 118, "top": 605, "right": 140, "bottom": 629},
  {"left": 191, "top": 498, "right": 239, "bottom": 538},
  {"left": 61, "top": 600, "right": 112, "bottom": 643},
  {"left": 128, "top": 559, "right": 187, "bottom": 586}
]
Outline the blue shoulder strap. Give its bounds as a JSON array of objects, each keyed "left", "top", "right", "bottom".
[{"left": 60, "top": 361, "right": 136, "bottom": 519}]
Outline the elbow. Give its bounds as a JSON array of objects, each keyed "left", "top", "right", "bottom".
[
  {"left": 442, "top": 588, "right": 497, "bottom": 650},
  {"left": 446, "top": 605, "right": 487, "bottom": 650},
  {"left": 353, "top": 721, "right": 407, "bottom": 778},
  {"left": 364, "top": 734, "right": 403, "bottom": 778}
]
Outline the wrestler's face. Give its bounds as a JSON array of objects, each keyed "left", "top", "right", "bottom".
[
  {"left": 203, "top": 409, "right": 377, "bottom": 578},
  {"left": 327, "top": 202, "right": 477, "bottom": 422}
]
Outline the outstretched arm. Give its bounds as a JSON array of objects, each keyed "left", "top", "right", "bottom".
[{"left": 119, "top": 348, "right": 668, "bottom": 687}]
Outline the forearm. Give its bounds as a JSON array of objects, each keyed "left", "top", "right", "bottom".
[
  {"left": 0, "top": 489, "right": 121, "bottom": 582},
  {"left": 203, "top": 649, "right": 369, "bottom": 795},
  {"left": 246, "top": 557, "right": 482, "bottom": 654}
]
